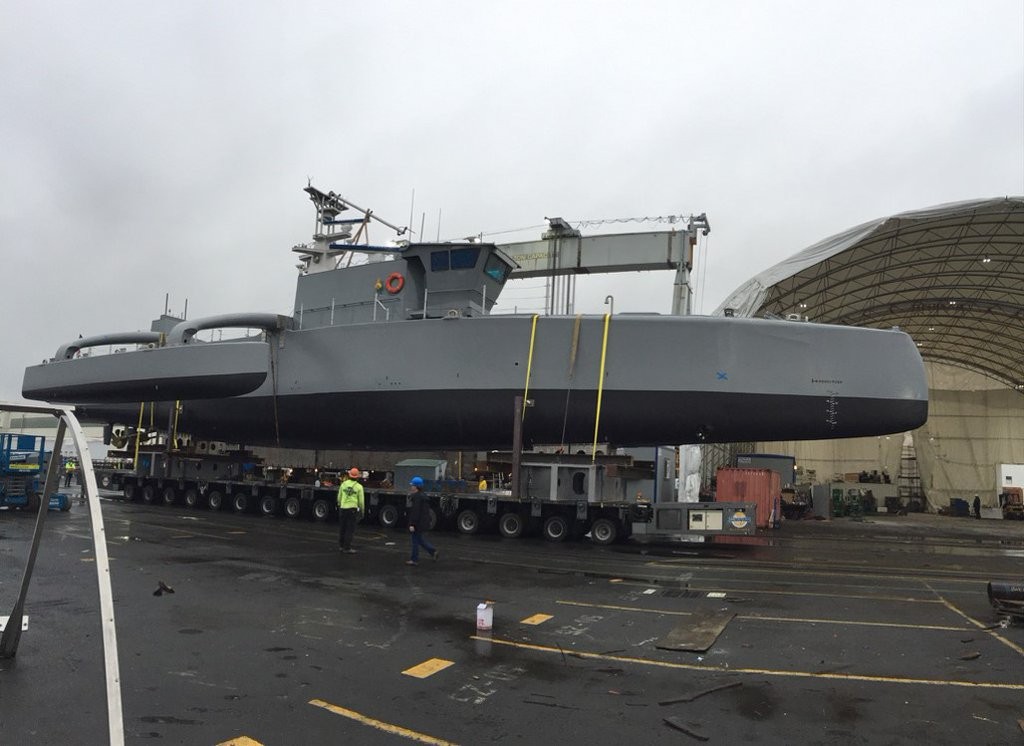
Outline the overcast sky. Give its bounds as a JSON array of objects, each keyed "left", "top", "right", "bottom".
[{"left": 2, "top": 0, "right": 1022, "bottom": 403}]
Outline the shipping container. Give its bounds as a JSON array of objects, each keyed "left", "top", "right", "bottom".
[{"left": 716, "top": 467, "right": 781, "bottom": 528}]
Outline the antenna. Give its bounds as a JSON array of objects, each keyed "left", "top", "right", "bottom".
[{"left": 408, "top": 188, "right": 415, "bottom": 239}]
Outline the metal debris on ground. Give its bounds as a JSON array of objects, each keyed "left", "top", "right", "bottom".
[
  {"left": 153, "top": 580, "right": 175, "bottom": 597},
  {"left": 657, "top": 612, "right": 735, "bottom": 652},
  {"left": 658, "top": 680, "right": 743, "bottom": 705},
  {"left": 663, "top": 716, "right": 709, "bottom": 741}
]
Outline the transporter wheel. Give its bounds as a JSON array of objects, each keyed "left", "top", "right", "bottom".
[
  {"left": 161, "top": 486, "right": 178, "bottom": 506},
  {"left": 312, "top": 499, "right": 331, "bottom": 521},
  {"left": 542, "top": 515, "right": 569, "bottom": 542},
  {"left": 426, "top": 506, "right": 439, "bottom": 532},
  {"left": 498, "top": 512, "right": 525, "bottom": 539},
  {"left": 141, "top": 484, "right": 158, "bottom": 504},
  {"left": 207, "top": 490, "right": 224, "bottom": 511},
  {"left": 260, "top": 496, "right": 279, "bottom": 516},
  {"left": 100, "top": 474, "right": 112, "bottom": 489},
  {"left": 589, "top": 518, "right": 618, "bottom": 546},
  {"left": 284, "top": 496, "right": 302, "bottom": 519},
  {"left": 183, "top": 488, "right": 200, "bottom": 508},
  {"left": 27, "top": 492, "right": 41, "bottom": 512},
  {"left": 456, "top": 509, "right": 480, "bottom": 535},
  {"left": 123, "top": 483, "right": 137, "bottom": 501},
  {"left": 232, "top": 493, "right": 250, "bottom": 513},
  {"left": 378, "top": 503, "right": 400, "bottom": 529}
]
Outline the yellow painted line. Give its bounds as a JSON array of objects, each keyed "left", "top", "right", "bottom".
[
  {"left": 738, "top": 614, "right": 966, "bottom": 632},
  {"left": 924, "top": 582, "right": 1024, "bottom": 657},
  {"left": 642, "top": 559, "right": 1004, "bottom": 585},
  {"left": 309, "top": 699, "right": 458, "bottom": 745},
  {"left": 402, "top": 657, "right": 455, "bottom": 679},
  {"left": 558, "top": 599, "right": 693, "bottom": 616},
  {"left": 216, "top": 737, "right": 263, "bottom": 746},
  {"left": 227, "top": 530, "right": 247, "bottom": 535},
  {"left": 471, "top": 635, "right": 1024, "bottom": 691},
  {"left": 521, "top": 613, "right": 553, "bottom": 625},
  {"left": 662, "top": 585, "right": 944, "bottom": 604},
  {"left": 555, "top": 600, "right": 965, "bottom": 630}
]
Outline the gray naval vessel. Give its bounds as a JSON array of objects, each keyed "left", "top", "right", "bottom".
[{"left": 22, "top": 187, "right": 928, "bottom": 449}]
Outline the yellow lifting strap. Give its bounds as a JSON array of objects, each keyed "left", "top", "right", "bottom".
[
  {"left": 172, "top": 400, "right": 181, "bottom": 448},
  {"left": 522, "top": 314, "right": 540, "bottom": 420},
  {"left": 592, "top": 313, "right": 611, "bottom": 461},
  {"left": 567, "top": 314, "right": 582, "bottom": 378},
  {"left": 133, "top": 402, "right": 145, "bottom": 467}
]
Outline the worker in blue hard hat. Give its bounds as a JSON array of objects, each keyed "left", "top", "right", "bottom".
[
  {"left": 406, "top": 475, "right": 439, "bottom": 566},
  {"left": 337, "top": 467, "right": 364, "bottom": 553}
]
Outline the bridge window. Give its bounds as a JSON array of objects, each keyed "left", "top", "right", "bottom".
[
  {"left": 484, "top": 254, "right": 513, "bottom": 283},
  {"left": 430, "top": 251, "right": 450, "bottom": 272},
  {"left": 450, "top": 247, "right": 480, "bottom": 269}
]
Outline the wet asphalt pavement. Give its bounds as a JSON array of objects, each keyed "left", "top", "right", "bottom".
[{"left": 2, "top": 495, "right": 1023, "bottom": 745}]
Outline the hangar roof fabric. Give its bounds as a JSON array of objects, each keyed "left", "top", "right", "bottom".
[{"left": 716, "top": 196, "right": 1024, "bottom": 388}]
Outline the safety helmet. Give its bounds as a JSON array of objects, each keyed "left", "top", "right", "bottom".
[
  {"left": 410, "top": 476, "right": 424, "bottom": 487},
  {"left": 348, "top": 467, "right": 361, "bottom": 478}
]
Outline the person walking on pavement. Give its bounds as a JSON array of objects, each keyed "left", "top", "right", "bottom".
[
  {"left": 337, "top": 467, "right": 364, "bottom": 553},
  {"left": 64, "top": 459, "right": 76, "bottom": 488},
  {"left": 973, "top": 494, "right": 981, "bottom": 520},
  {"left": 406, "top": 476, "right": 438, "bottom": 565}
]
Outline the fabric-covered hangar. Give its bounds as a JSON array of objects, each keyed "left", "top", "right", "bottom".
[{"left": 717, "top": 196, "right": 1024, "bottom": 512}]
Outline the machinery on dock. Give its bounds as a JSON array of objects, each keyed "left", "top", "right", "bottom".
[
  {"left": 92, "top": 441, "right": 756, "bottom": 544},
  {"left": 0, "top": 434, "right": 71, "bottom": 512},
  {"left": 999, "top": 486, "right": 1024, "bottom": 520}
]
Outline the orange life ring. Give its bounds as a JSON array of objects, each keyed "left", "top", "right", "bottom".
[{"left": 384, "top": 272, "right": 404, "bottom": 294}]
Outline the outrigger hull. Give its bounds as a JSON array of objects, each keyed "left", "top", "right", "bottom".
[{"left": 24, "top": 314, "right": 928, "bottom": 450}]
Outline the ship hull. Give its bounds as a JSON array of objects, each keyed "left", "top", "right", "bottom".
[{"left": 28, "top": 314, "right": 930, "bottom": 449}]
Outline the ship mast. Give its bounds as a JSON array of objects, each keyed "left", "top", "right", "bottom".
[{"left": 293, "top": 185, "right": 410, "bottom": 275}]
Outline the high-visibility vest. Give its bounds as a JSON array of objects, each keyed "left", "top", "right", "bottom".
[{"left": 337, "top": 479, "right": 364, "bottom": 512}]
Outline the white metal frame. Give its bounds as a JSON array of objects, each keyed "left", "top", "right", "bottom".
[{"left": 0, "top": 402, "right": 124, "bottom": 745}]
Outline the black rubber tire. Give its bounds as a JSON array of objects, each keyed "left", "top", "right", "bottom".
[
  {"left": 141, "top": 484, "right": 158, "bottom": 504},
  {"left": 312, "top": 499, "right": 331, "bottom": 521},
  {"left": 161, "top": 486, "right": 178, "bottom": 506},
  {"left": 207, "top": 490, "right": 224, "bottom": 511},
  {"left": 426, "top": 506, "right": 439, "bottom": 532},
  {"left": 284, "top": 496, "right": 302, "bottom": 519},
  {"left": 260, "top": 496, "right": 278, "bottom": 516},
  {"left": 498, "top": 512, "right": 525, "bottom": 539},
  {"left": 589, "top": 517, "right": 618, "bottom": 545},
  {"left": 456, "top": 509, "right": 480, "bottom": 535},
  {"left": 232, "top": 493, "right": 249, "bottom": 513},
  {"left": 100, "top": 474, "right": 112, "bottom": 489},
  {"left": 378, "top": 503, "right": 400, "bottom": 529},
  {"left": 542, "top": 515, "right": 570, "bottom": 542},
  {"left": 124, "top": 483, "right": 137, "bottom": 501},
  {"left": 184, "top": 488, "right": 200, "bottom": 508},
  {"left": 27, "top": 492, "right": 41, "bottom": 512}
]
